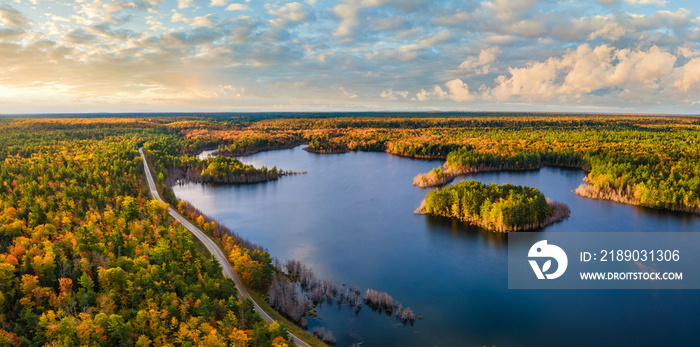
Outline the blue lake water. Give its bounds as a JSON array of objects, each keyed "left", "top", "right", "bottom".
[{"left": 173, "top": 146, "right": 700, "bottom": 346}]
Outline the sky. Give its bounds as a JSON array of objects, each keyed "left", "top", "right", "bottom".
[{"left": 1, "top": 0, "right": 700, "bottom": 114}]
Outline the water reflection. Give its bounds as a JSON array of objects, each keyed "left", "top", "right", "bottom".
[{"left": 424, "top": 214, "right": 507, "bottom": 248}]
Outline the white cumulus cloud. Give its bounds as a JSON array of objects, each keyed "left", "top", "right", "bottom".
[
  {"left": 380, "top": 88, "right": 408, "bottom": 100},
  {"left": 459, "top": 47, "right": 501, "bottom": 75},
  {"left": 414, "top": 79, "right": 472, "bottom": 102},
  {"left": 487, "top": 44, "right": 691, "bottom": 103}
]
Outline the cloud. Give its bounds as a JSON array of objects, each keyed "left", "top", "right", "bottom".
[
  {"left": 366, "top": 44, "right": 420, "bottom": 63},
  {"left": 459, "top": 47, "right": 501, "bottom": 74},
  {"left": 0, "top": 28, "right": 25, "bottom": 39},
  {"left": 504, "top": 19, "right": 547, "bottom": 38},
  {"left": 103, "top": 2, "right": 137, "bottom": 13},
  {"left": 142, "top": 0, "right": 164, "bottom": 6},
  {"left": 146, "top": 16, "right": 167, "bottom": 31},
  {"left": 333, "top": 1, "right": 360, "bottom": 36},
  {"left": 87, "top": 22, "right": 134, "bottom": 42},
  {"left": 433, "top": 11, "right": 477, "bottom": 26},
  {"left": 629, "top": 8, "right": 692, "bottom": 29},
  {"left": 171, "top": 13, "right": 215, "bottom": 28},
  {"left": 268, "top": 2, "right": 309, "bottom": 28},
  {"left": 444, "top": 79, "right": 473, "bottom": 101},
  {"left": 587, "top": 18, "right": 628, "bottom": 41},
  {"left": 624, "top": 0, "right": 668, "bottom": 5},
  {"left": 171, "top": 12, "right": 189, "bottom": 24},
  {"left": 358, "top": 0, "right": 425, "bottom": 11},
  {"left": 596, "top": 0, "right": 667, "bottom": 5},
  {"left": 482, "top": 0, "right": 540, "bottom": 23},
  {"left": 216, "top": 85, "right": 243, "bottom": 97},
  {"left": 551, "top": 9, "right": 694, "bottom": 44},
  {"left": 370, "top": 15, "right": 408, "bottom": 31},
  {"left": 626, "top": 0, "right": 668, "bottom": 5},
  {"left": 74, "top": 0, "right": 154, "bottom": 24},
  {"left": 333, "top": 0, "right": 426, "bottom": 37},
  {"left": 226, "top": 4, "right": 250, "bottom": 11},
  {"left": 177, "top": 0, "right": 195, "bottom": 9},
  {"left": 340, "top": 87, "right": 358, "bottom": 98},
  {"left": 419, "top": 30, "right": 450, "bottom": 47},
  {"left": 2, "top": 0, "right": 700, "bottom": 113},
  {"left": 488, "top": 44, "right": 685, "bottom": 103},
  {"left": 414, "top": 86, "right": 447, "bottom": 101},
  {"left": 413, "top": 79, "right": 472, "bottom": 102},
  {"left": 551, "top": 15, "right": 616, "bottom": 42},
  {"left": 193, "top": 15, "right": 215, "bottom": 28},
  {"left": 0, "top": 6, "right": 31, "bottom": 28},
  {"left": 670, "top": 58, "right": 700, "bottom": 92},
  {"left": 380, "top": 88, "right": 408, "bottom": 100}
]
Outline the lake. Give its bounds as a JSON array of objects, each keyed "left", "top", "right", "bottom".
[{"left": 175, "top": 146, "right": 700, "bottom": 346}]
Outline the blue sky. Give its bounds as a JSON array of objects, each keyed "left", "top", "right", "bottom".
[{"left": 1, "top": 0, "right": 699, "bottom": 114}]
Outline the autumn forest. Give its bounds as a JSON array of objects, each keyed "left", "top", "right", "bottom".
[{"left": 0, "top": 113, "right": 699, "bottom": 346}]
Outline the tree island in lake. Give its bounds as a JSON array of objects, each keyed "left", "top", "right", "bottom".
[{"left": 416, "top": 180, "right": 570, "bottom": 232}]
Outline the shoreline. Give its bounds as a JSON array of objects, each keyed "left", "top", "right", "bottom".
[
  {"left": 302, "top": 147, "right": 350, "bottom": 154},
  {"left": 385, "top": 151, "right": 447, "bottom": 160},
  {"left": 575, "top": 181, "right": 700, "bottom": 215},
  {"left": 413, "top": 162, "right": 588, "bottom": 188},
  {"left": 216, "top": 142, "right": 306, "bottom": 157},
  {"left": 414, "top": 198, "right": 571, "bottom": 232},
  {"left": 167, "top": 166, "right": 306, "bottom": 186}
]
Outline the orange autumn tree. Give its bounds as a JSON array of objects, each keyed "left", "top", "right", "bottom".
[{"left": 222, "top": 235, "right": 273, "bottom": 291}]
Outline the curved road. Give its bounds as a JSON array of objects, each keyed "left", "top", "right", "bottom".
[{"left": 139, "top": 148, "right": 308, "bottom": 346}]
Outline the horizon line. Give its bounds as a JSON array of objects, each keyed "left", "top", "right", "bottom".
[{"left": 1, "top": 111, "right": 699, "bottom": 118}]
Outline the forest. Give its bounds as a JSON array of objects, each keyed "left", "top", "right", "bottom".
[
  {"left": 418, "top": 181, "right": 570, "bottom": 232},
  {"left": 0, "top": 113, "right": 698, "bottom": 345},
  {"left": 0, "top": 119, "right": 301, "bottom": 346}
]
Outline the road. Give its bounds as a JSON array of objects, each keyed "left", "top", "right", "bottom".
[{"left": 139, "top": 148, "right": 308, "bottom": 346}]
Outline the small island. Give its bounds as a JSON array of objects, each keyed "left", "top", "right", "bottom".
[
  {"left": 163, "top": 155, "right": 304, "bottom": 185},
  {"left": 415, "top": 180, "right": 570, "bottom": 232},
  {"left": 413, "top": 148, "right": 587, "bottom": 188}
]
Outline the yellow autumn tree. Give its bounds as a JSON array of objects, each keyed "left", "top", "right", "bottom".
[
  {"left": 272, "top": 336, "right": 289, "bottom": 347},
  {"left": 227, "top": 328, "right": 251, "bottom": 347},
  {"left": 200, "top": 330, "right": 226, "bottom": 347}
]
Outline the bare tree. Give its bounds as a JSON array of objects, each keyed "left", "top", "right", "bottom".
[
  {"left": 310, "top": 286, "right": 324, "bottom": 305},
  {"left": 312, "top": 327, "right": 336, "bottom": 345},
  {"left": 279, "top": 259, "right": 420, "bottom": 327},
  {"left": 267, "top": 274, "right": 309, "bottom": 325},
  {"left": 364, "top": 289, "right": 393, "bottom": 313},
  {"left": 394, "top": 304, "right": 416, "bottom": 325}
]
